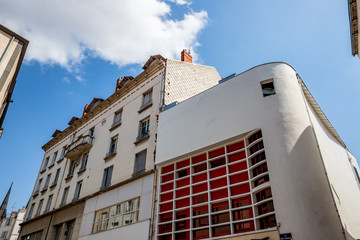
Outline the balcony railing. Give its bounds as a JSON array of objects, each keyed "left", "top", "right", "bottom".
[
  {"left": 65, "top": 135, "right": 94, "bottom": 160},
  {"left": 135, "top": 131, "right": 150, "bottom": 144}
]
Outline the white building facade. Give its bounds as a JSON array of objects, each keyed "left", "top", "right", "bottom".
[
  {"left": 155, "top": 63, "right": 360, "bottom": 240},
  {"left": 0, "top": 208, "right": 26, "bottom": 240},
  {"left": 19, "top": 52, "right": 221, "bottom": 240}
]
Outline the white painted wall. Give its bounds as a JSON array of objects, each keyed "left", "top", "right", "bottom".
[{"left": 156, "top": 62, "right": 351, "bottom": 240}]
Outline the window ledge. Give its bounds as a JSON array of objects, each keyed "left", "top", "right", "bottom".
[
  {"left": 39, "top": 169, "right": 46, "bottom": 174},
  {"left": 65, "top": 175, "right": 73, "bottom": 181},
  {"left": 41, "top": 188, "right": 47, "bottom": 193},
  {"left": 100, "top": 185, "right": 111, "bottom": 191},
  {"left": 132, "top": 170, "right": 145, "bottom": 178},
  {"left": 77, "top": 168, "right": 86, "bottom": 174},
  {"left": 104, "top": 152, "right": 117, "bottom": 161},
  {"left": 32, "top": 191, "right": 39, "bottom": 197},
  {"left": 134, "top": 133, "right": 150, "bottom": 145},
  {"left": 48, "top": 163, "right": 55, "bottom": 169},
  {"left": 57, "top": 157, "right": 64, "bottom": 163},
  {"left": 49, "top": 183, "right": 57, "bottom": 189},
  {"left": 109, "top": 121, "right": 122, "bottom": 131},
  {"left": 138, "top": 102, "right": 152, "bottom": 113}
]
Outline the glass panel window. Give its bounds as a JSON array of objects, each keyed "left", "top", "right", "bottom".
[
  {"left": 52, "top": 169, "right": 60, "bottom": 186},
  {"left": 113, "top": 110, "right": 122, "bottom": 126},
  {"left": 261, "top": 80, "right": 275, "bottom": 97},
  {"left": 101, "top": 166, "right": 113, "bottom": 189},
  {"left": 41, "top": 157, "right": 49, "bottom": 171},
  {"left": 35, "top": 199, "right": 43, "bottom": 216},
  {"left": 44, "top": 195, "right": 53, "bottom": 213},
  {"left": 133, "top": 150, "right": 146, "bottom": 176},
  {"left": 50, "top": 152, "right": 57, "bottom": 165},
  {"left": 73, "top": 181, "right": 82, "bottom": 201},
  {"left": 108, "top": 136, "right": 118, "bottom": 155},
  {"left": 141, "top": 90, "right": 152, "bottom": 108},
  {"left": 79, "top": 154, "right": 88, "bottom": 171},
  {"left": 138, "top": 118, "right": 150, "bottom": 140}
]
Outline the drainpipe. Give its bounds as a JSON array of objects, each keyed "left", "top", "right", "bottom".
[{"left": 0, "top": 37, "right": 14, "bottom": 65}]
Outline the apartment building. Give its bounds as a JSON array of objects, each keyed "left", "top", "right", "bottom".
[
  {"left": 19, "top": 51, "right": 221, "bottom": 240},
  {"left": 0, "top": 208, "right": 26, "bottom": 240},
  {"left": 0, "top": 25, "right": 28, "bottom": 138},
  {"left": 155, "top": 62, "right": 360, "bottom": 240}
]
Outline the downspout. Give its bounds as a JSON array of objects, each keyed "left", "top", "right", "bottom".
[
  {"left": 297, "top": 74, "right": 347, "bottom": 240},
  {"left": 0, "top": 37, "right": 14, "bottom": 65},
  {"left": 158, "top": 59, "right": 167, "bottom": 112}
]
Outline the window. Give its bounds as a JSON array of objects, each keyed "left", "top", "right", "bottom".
[
  {"left": 41, "top": 157, "right": 49, "bottom": 172},
  {"left": 1, "top": 231, "right": 8, "bottom": 238},
  {"left": 5, "top": 219, "right": 11, "bottom": 226},
  {"left": 101, "top": 166, "right": 113, "bottom": 189},
  {"left": 60, "top": 187, "right": 69, "bottom": 206},
  {"left": 254, "top": 174, "right": 269, "bottom": 187},
  {"left": 79, "top": 154, "right": 88, "bottom": 171},
  {"left": 93, "top": 198, "right": 139, "bottom": 233},
  {"left": 112, "top": 110, "right": 122, "bottom": 127},
  {"left": 137, "top": 118, "right": 150, "bottom": 141},
  {"left": 252, "top": 163, "right": 268, "bottom": 178},
  {"left": 22, "top": 231, "right": 43, "bottom": 240},
  {"left": 89, "top": 127, "right": 95, "bottom": 137},
  {"left": 259, "top": 214, "right": 277, "bottom": 229},
  {"left": 257, "top": 201, "right": 274, "bottom": 216},
  {"left": 140, "top": 90, "right": 152, "bottom": 109},
  {"left": 353, "top": 166, "right": 360, "bottom": 185},
  {"left": 34, "top": 179, "right": 42, "bottom": 195},
  {"left": 44, "top": 195, "right": 53, "bottom": 213},
  {"left": 35, "top": 199, "right": 43, "bottom": 216},
  {"left": 261, "top": 80, "right": 275, "bottom": 97},
  {"left": 59, "top": 147, "right": 66, "bottom": 160},
  {"left": 52, "top": 169, "right": 60, "bottom": 186},
  {"left": 67, "top": 160, "right": 76, "bottom": 178},
  {"left": 64, "top": 220, "right": 75, "bottom": 240},
  {"left": 42, "top": 174, "right": 51, "bottom": 191},
  {"left": 255, "top": 188, "right": 272, "bottom": 202},
  {"left": 50, "top": 152, "right": 57, "bottom": 166},
  {"left": 107, "top": 136, "right": 118, "bottom": 157},
  {"left": 73, "top": 181, "right": 82, "bottom": 201},
  {"left": 133, "top": 150, "right": 146, "bottom": 176},
  {"left": 26, "top": 203, "right": 35, "bottom": 220}
]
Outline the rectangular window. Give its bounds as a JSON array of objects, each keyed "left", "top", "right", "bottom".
[
  {"left": 249, "top": 141, "right": 264, "bottom": 155},
  {"left": 113, "top": 110, "right": 122, "bottom": 126},
  {"left": 61, "top": 187, "right": 69, "bottom": 206},
  {"left": 79, "top": 154, "right": 88, "bottom": 171},
  {"left": 255, "top": 188, "right": 272, "bottom": 202},
  {"left": 101, "top": 166, "right": 113, "bottom": 189},
  {"left": 93, "top": 198, "right": 139, "bottom": 233},
  {"left": 259, "top": 214, "right": 277, "bottom": 229},
  {"left": 44, "top": 195, "right": 53, "bottom": 213},
  {"left": 137, "top": 118, "right": 150, "bottom": 141},
  {"left": 52, "top": 169, "right": 60, "bottom": 186},
  {"left": 68, "top": 160, "right": 76, "bottom": 177},
  {"left": 141, "top": 90, "right": 152, "bottom": 109},
  {"left": 42, "top": 174, "right": 51, "bottom": 191},
  {"left": 5, "top": 219, "right": 11, "bottom": 226},
  {"left": 35, "top": 199, "right": 43, "bottom": 216},
  {"left": 257, "top": 201, "right": 274, "bottom": 216},
  {"left": 248, "top": 130, "right": 262, "bottom": 144},
  {"left": 73, "top": 181, "right": 82, "bottom": 201},
  {"left": 59, "top": 147, "right": 66, "bottom": 160},
  {"left": 108, "top": 136, "right": 118, "bottom": 156},
  {"left": 134, "top": 150, "right": 146, "bottom": 176},
  {"left": 50, "top": 152, "right": 57, "bottom": 166},
  {"left": 1, "top": 231, "right": 8, "bottom": 238},
  {"left": 261, "top": 80, "right": 275, "bottom": 97},
  {"left": 26, "top": 203, "right": 35, "bottom": 220},
  {"left": 34, "top": 178, "right": 43, "bottom": 195},
  {"left": 254, "top": 174, "right": 270, "bottom": 187},
  {"left": 353, "top": 166, "right": 360, "bottom": 185},
  {"left": 41, "top": 157, "right": 49, "bottom": 172},
  {"left": 89, "top": 127, "right": 95, "bottom": 137}
]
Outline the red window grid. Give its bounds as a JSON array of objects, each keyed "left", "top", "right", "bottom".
[
  {"left": 161, "top": 182, "right": 173, "bottom": 192},
  {"left": 177, "top": 159, "right": 190, "bottom": 169},
  {"left": 232, "top": 195, "right": 252, "bottom": 208},
  {"left": 232, "top": 207, "right": 253, "bottom": 221},
  {"left": 212, "top": 224, "right": 231, "bottom": 237},
  {"left": 158, "top": 235, "right": 171, "bottom": 240},
  {"left": 248, "top": 130, "right": 262, "bottom": 144},
  {"left": 192, "top": 153, "right": 207, "bottom": 164},
  {"left": 228, "top": 151, "right": 246, "bottom": 163},
  {"left": 193, "top": 216, "right": 209, "bottom": 228},
  {"left": 227, "top": 140, "right": 245, "bottom": 153},
  {"left": 176, "top": 187, "right": 190, "bottom": 198},
  {"left": 209, "top": 147, "right": 225, "bottom": 159},
  {"left": 161, "top": 173, "right": 174, "bottom": 183},
  {"left": 210, "top": 167, "right": 226, "bottom": 178},
  {"left": 175, "top": 220, "right": 190, "bottom": 231},
  {"left": 255, "top": 187, "right": 272, "bottom": 202},
  {"left": 253, "top": 174, "right": 269, "bottom": 188},
  {"left": 193, "top": 172, "right": 207, "bottom": 183},
  {"left": 176, "top": 177, "right": 190, "bottom": 188},
  {"left": 159, "top": 212, "right": 173, "bottom": 223},
  {"left": 228, "top": 160, "right": 248, "bottom": 174},
  {"left": 176, "top": 198, "right": 190, "bottom": 208},
  {"left": 192, "top": 183, "right": 208, "bottom": 194},
  {"left": 249, "top": 141, "right": 264, "bottom": 155},
  {"left": 177, "top": 168, "right": 190, "bottom": 178},
  {"left": 210, "top": 178, "right": 228, "bottom": 190},
  {"left": 160, "top": 192, "right": 173, "bottom": 202},
  {"left": 192, "top": 193, "right": 208, "bottom": 205},
  {"left": 162, "top": 164, "right": 174, "bottom": 174},
  {"left": 193, "top": 205, "right": 208, "bottom": 216},
  {"left": 176, "top": 209, "right": 190, "bottom": 219},
  {"left": 211, "top": 188, "right": 228, "bottom": 201},
  {"left": 233, "top": 220, "right": 255, "bottom": 233},
  {"left": 175, "top": 231, "right": 189, "bottom": 240},
  {"left": 230, "top": 183, "right": 250, "bottom": 196},
  {"left": 158, "top": 223, "right": 172, "bottom": 234},
  {"left": 229, "top": 172, "right": 249, "bottom": 185},
  {"left": 252, "top": 163, "right": 268, "bottom": 178},
  {"left": 160, "top": 202, "right": 173, "bottom": 212},
  {"left": 193, "top": 163, "right": 207, "bottom": 173},
  {"left": 257, "top": 201, "right": 274, "bottom": 216},
  {"left": 193, "top": 228, "right": 209, "bottom": 240},
  {"left": 212, "top": 200, "right": 229, "bottom": 212},
  {"left": 210, "top": 157, "right": 226, "bottom": 168}
]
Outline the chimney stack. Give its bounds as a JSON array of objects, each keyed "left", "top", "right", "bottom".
[{"left": 181, "top": 49, "right": 192, "bottom": 63}]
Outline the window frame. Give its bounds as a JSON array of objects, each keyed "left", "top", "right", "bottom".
[
  {"left": 101, "top": 166, "right": 113, "bottom": 189},
  {"left": 133, "top": 150, "right": 147, "bottom": 177}
]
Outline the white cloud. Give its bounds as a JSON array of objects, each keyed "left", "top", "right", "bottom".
[
  {"left": 62, "top": 77, "right": 71, "bottom": 83},
  {"left": 168, "top": 0, "right": 192, "bottom": 6},
  {"left": 0, "top": 0, "right": 207, "bottom": 70},
  {"left": 75, "top": 75, "right": 84, "bottom": 82}
]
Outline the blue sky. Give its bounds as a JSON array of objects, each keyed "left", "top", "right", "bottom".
[{"left": 0, "top": 0, "right": 359, "bottom": 213}]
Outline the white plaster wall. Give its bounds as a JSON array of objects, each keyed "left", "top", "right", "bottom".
[
  {"left": 306, "top": 98, "right": 360, "bottom": 238},
  {"left": 78, "top": 174, "right": 154, "bottom": 239},
  {"left": 156, "top": 62, "right": 346, "bottom": 240}
]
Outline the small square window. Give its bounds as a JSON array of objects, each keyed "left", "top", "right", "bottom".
[{"left": 261, "top": 80, "right": 275, "bottom": 97}]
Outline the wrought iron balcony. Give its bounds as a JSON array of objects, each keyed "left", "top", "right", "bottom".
[{"left": 65, "top": 135, "right": 94, "bottom": 160}]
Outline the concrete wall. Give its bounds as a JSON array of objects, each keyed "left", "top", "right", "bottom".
[
  {"left": 156, "top": 62, "right": 349, "bottom": 240},
  {"left": 78, "top": 174, "right": 154, "bottom": 240},
  {"left": 306, "top": 96, "right": 360, "bottom": 239}
]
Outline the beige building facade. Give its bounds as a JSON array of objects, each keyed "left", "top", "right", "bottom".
[
  {"left": 349, "top": 0, "right": 360, "bottom": 57},
  {"left": 0, "top": 208, "right": 26, "bottom": 240},
  {"left": 20, "top": 52, "right": 221, "bottom": 240},
  {"left": 0, "top": 25, "right": 28, "bottom": 138}
]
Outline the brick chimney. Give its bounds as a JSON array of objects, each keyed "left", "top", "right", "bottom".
[{"left": 181, "top": 49, "right": 192, "bottom": 63}]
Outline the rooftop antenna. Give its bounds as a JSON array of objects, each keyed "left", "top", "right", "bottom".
[{"left": 188, "top": 44, "right": 191, "bottom": 54}]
